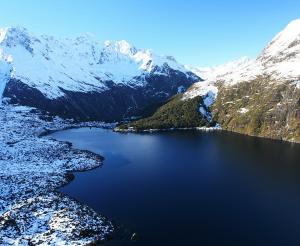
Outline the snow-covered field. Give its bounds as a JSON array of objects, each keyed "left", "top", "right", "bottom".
[{"left": 0, "top": 105, "right": 114, "bottom": 245}]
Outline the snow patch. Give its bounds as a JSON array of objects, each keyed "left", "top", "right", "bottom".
[
  {"left": 177, "top": 85, "right": 185, "bottom": 93},
  {"left": 292, "top": 80, "right": 300, "bottom": 89},
  {"left": 182, "top": 81, "right": 218, "bottom": 100},
  {"left": 238, "top": 107, "right": 249, "bottom": 114},
  {"left": 203, "top": 90, "right": 216, "bottom": 108},
  {"left": 182, "top": 81, "right": 218, "bottom": 122},
  {"left": 199, "top": 106, "right": 212, "bottom": 122}
]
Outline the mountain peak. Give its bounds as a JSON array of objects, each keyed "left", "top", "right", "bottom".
[
  {"left": 0, "top": 26, "right": 36, "bottom": 55},
  {"left": 0, "top": 26, "right": 30, "bottom": 40},
  {"left": 104, "top": 40, "right": 137, "bottom": 56},
  {"left": 282, "top": 19, "right": 300, "bottom": 36},
  {"left": 259, "top": 19, "right": 300, "bottom": 62},
  {"left": 187, "top": 56, "right": 253, "bottom": 81},
  {"left": 0, "top": 27, "right": 198, "bottom": 100}
]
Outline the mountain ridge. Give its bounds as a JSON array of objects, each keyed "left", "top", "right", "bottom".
[
  {"left": 0, "top": 26, "right": 200, "bottom": 120},
  {"left": 123, "top": 19, "right": 300, "bottom": 142}
]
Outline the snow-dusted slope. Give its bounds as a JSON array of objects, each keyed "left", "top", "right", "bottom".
[
  {"left": 183, "top": 18, "right": 300, "bottom": 108},
  {"left": 257, "top": 19, "right": 300, "bottom": 79},
  {"left": 0, "top": 60, "right": 12, "bottom": 105},
  {"left": 0, "top": 27, "right": 200, "bottom": 120},
  {"left": 180, "top": 19, "right": 300, "bottom": 142},
  {"left": 118, "top": 19, "right": 299, "bottom": 141},
  {"left": 0, "top": 27, "right": 195, "bottom": 100},
  {"left": 188, "top": 19, "right": 300, "bottom": 88},
  {"left": 182, "top": 57, "right": 255, "bottom": 106},
  {"left": 186, "top": 56, "right": 260, "bottom": 87},
  {"left": 186, "top": 56, "right": 253, "bottom": 82}
]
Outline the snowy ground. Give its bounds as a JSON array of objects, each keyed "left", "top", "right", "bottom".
[{"left": 0, "top": 104, "right": 114, "bottom": 245}]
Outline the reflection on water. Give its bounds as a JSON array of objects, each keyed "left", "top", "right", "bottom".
[{"left": 50, "top": 128, "right": 300, "bottom": 246}]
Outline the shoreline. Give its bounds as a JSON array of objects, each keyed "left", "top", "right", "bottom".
[
  {"left": 114, "top": 125, "right": 299, "bottom": 144},
  {"left": 0, "top": 105, "right": 114, "bottom": 245},
  {"left": 114, "top": 125, "right": 222, "bottom": 133},
  {"left": 47, "top": 127, "right": 137, "bottom": 244},
  {"left": 1, "top": 104, "right": 298, "bottom": 244}
]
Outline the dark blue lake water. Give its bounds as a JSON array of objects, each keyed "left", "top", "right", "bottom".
[{"left": 51, "top": 128, "right": 300, "bottom": 246}]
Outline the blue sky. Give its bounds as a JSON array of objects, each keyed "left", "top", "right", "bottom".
[{"left": 0, "top": 0, "right": 299, "bottom": 66}]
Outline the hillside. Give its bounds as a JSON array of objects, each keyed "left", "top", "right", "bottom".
[
  {"left": 125, "top": 19, "right": 300, "bottom": 142},
  {"left": 0, "top": 27, "right": 200, "bottom": 121},
  {"left": 119, "top": 94, "right": 211, "bottom": 131}
]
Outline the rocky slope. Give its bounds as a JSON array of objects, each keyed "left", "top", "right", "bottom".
[
  {"left": 127, "top": 19, "right": 300, "bottom": 142},
  {"left": 0, "top": 27, "right": 200, "bottom": 121},
  {"left": 212, "top": 77, "right": 300, "bottom": 142},
  {"left": 210, "top": 19, "right": 300, "bottom": 142}
]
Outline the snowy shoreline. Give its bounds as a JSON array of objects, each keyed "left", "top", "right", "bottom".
[
  {"left": 114, "top": 125, "right": 300, "bottom": 144},
  {"left": 114, "top": 125, "right": 222, "bottom": 133},
  {"left": 0, "top": 105, "right": 114, "bottom": 245},
  {"left": 1, "top": 102, "right": 297, "bottom": 245}
]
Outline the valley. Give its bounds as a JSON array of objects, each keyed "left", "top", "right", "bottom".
[{"left": 0, "top": 16, "right": 300, "bottom": 245}]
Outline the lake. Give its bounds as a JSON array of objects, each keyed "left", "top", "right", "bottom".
[{"left": 50, "top": 128, "right": 300, "bottom": 246}]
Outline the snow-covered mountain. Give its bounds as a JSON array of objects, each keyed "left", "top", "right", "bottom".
[
  {"left": 183, "top": 19, "right": 300, "bottom": 101},
  {"left": 185, "top": 56, "right": 253, "bottom": 82},
  {"left": 132, "top": 19, "right": 300, "bottom": 142},
  {"left": 188, "top": 19, "right": 300, "bottom": 142},
  {"left": 188, "top": 19, "right": 300, "bottom": 88},
  {"left": 0, "top": 27, "right": 200, "bottom": 120}
]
